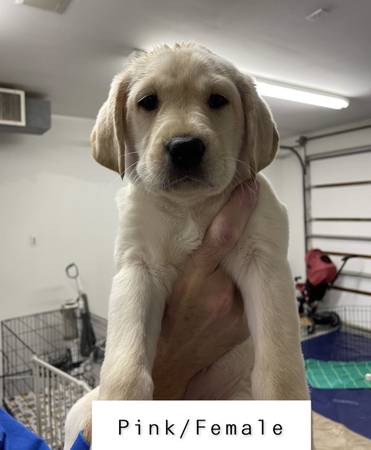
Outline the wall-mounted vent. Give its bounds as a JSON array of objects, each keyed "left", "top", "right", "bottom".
[
  {"left": 14, "top": 0, "right": 71, "bottom": 14},
  {"left": 0, "top": 91, "right": 51, "bottom": 135},
  {"left": 0, "top": 88, "right": 26, "bottom": 127}
]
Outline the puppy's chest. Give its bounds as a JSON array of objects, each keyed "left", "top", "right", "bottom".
[{"left": 115, "top": 188, "right": 207, "bottom": 269}]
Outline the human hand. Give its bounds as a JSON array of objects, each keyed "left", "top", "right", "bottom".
[{"left": 152, "top": 181, "right": 259, "bottom": 399}]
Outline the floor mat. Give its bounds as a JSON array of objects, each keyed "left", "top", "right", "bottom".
[
  {"left": 306, "top": 359, "right": 371, "bottom": 389},
  {"left": 302, "top": 329, "right": 371, "bottom": 440},
  {"left": 313, "top": 412, "right": 371, "bottom": 450},
  {"left": 311, "top": 388, "right": 371, "bottom": 440},
  {"left": 5, "top": 389, "right": 71, "bottom": 449},
  {"left": 302, "top": 329, "right": 371, "bottom": 361}
]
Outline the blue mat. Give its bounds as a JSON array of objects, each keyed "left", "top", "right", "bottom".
[
  {"left": 302, "top": 329, "right": 371, "bottom": 440},
  {"left": 302, "top": 329, "right": 371, "bottom": 361},
  {"left": 310, "top": 387, "right": 371, "bottom": 440}
]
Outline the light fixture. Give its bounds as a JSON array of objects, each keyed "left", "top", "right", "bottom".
[{"left": 255, "top": 80, "right": 349, "bottom": 110}]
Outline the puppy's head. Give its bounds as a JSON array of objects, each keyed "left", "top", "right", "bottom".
[{"left": 91, "top": 44, "right": 278, "bottom": 198}]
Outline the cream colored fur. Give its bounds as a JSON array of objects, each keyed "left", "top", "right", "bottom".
[{"left": 64, "top": 43, "right": 309, "bottom": 449}]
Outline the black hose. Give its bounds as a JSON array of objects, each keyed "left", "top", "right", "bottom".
[{"left": 79, "top": 293, "right": 96, "bottom": 357}]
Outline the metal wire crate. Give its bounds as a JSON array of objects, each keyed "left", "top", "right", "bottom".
[
  {"left": 32, "top": 356, "right": 90, "bottom": 449},
  {"left": 302, "top": 304, "right": 371, "bottom": 361},
  {"left": 323, "top": 304, "right": 371, "bottom": 360},
  {"left": 1, "top": 309, "right": 107, "bottom": 449}
]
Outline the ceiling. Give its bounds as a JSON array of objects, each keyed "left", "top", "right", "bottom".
[{"left": 1, "top": 0, "right": 371, "bottom": 138}]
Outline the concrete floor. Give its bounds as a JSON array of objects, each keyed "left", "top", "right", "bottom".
[{"left": 314, "top": 412, "right": 371, "bottom": 449}]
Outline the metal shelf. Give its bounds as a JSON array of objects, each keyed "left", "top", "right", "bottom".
[
  {"left": 321, "top": 251, "right": 371, "bottom": 260},
  {"left": 307, "top": 144, "right": 371, "bottom": 162},
  {"left": 340, "top": 271, "right": 371, "bottom": 280},
  {"left": 310, "top": 180, "right": 371, "bottom": 189},
  {"left": 307, "top": 234, "right": 371, "bottom": 242},
  {"left": 310, "top": 217, "right": 371, "bottom": 222},
  {"left": 332, "top": 285, "right": 371, "bottom": 298}
]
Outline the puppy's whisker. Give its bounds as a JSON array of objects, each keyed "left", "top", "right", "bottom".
[
  {"left": 224, "top": 157, "right": 257, "bottom": 182},
  {"left": 124, "top": 151, "right": 138, "bottom": 156},
  {"left": 125, "top": 161, "right": 138, "bottom": 174}
]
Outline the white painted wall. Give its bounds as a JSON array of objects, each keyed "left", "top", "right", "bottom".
[
  {"left": 1, "top": 112, "right": 370, "bottom": 402},
  {"left": 1, "top": 115, "right": 370, "bottom": 324},
  {"left": 0, "top": 116, "right": 285, "bottom": 327},
  {"left": 0, "top": 115, "right": 121, "bottom": 321}
]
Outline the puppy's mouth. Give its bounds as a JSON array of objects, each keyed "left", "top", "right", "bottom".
[{"left": 162, "top": 170, "right": 213, "bottom": 191}]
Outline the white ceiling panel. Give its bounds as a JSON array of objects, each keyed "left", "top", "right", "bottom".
[{"left": 1, "top": 0, "right": 371, "bottom": 137}]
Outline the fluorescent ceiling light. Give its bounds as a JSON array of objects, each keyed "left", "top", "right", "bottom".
[{"left": 256, "top": 80, "right": 349, "bottom": 110}]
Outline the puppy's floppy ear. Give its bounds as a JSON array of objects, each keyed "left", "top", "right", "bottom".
[
  {"left": 90, "top": 72, "right": 130, "bottom": 176},
  {"left": 238, "top": 75, "right": 279, "bottom": 177}
]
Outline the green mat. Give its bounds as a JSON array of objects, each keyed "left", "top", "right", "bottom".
[{"left": 305, "top": 359, "right": 371, "bottom": 389}]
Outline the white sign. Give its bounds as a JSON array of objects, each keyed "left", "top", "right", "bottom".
[{"left": 92, "top": 400, "right": 311, "bottom": 450}]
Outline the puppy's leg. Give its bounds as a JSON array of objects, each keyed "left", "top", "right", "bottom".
[
  {"left": 64, "top": 388, "right": 99, "bottom": 450},
  {"left": 80, "top": 263, "right": 172, "bottom": 441},
  {"left": 99, "top": 263, "right": 172, "bottom": 400},
  {"left": 228, "top": 255, "right": 309, "bottom": 400}
]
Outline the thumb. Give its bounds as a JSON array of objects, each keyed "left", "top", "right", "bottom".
[{"left": 191, "top": 181, "right": 259, "bottom": 275}]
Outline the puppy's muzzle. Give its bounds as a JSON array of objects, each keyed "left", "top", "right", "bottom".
[{"left": 166, "top": 136, "right": 205, "bottom": 171}]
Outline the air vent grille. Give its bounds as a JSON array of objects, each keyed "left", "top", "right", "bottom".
[
  {"left": 0, "top": 88, "right": 26, "bottom": 126},
  {"left": 14, "top": 0, "right": 71, "bottom": 14}
]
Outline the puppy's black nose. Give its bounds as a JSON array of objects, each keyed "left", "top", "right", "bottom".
[{"left": 166, "top": 136, "right": 205, "bottom": 170}]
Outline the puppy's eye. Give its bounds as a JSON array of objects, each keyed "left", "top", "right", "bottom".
[
  {"left": 138, "top": 94, "right": 159, "bottom": 111},
  {"left": 208, "top": 94, "right": 229, "bottom": 109}
]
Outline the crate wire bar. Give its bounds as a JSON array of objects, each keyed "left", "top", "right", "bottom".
[
  {"left": 32, "top": 356, "right": 90, "bottom": 449},
  {"left": 1, "top": 309, "right": 106, "bottom": 449},
  {"left": 316, "top": 304, "right": 371, "bottom": 361}
]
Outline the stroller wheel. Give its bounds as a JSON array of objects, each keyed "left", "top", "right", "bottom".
[
  {"left": 329, "top": 312, "right": 341, "bottom": 327},
  {"left": 307, "top": 324, "right": 315, "bottom": 335},
  {"left": 297, "top": 295, "right": 305, "bottom": 315}
]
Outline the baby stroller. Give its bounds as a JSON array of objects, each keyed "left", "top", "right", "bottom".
[{"left": 295, "top": 249, "right": 357, "bottom": 334}]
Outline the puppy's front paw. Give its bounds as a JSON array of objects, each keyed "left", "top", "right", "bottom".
[
  {"left": 100, "top": 368, "right": 154, "bottom": 400},
  {"left": 83, "top": 420, "right": 92, "bottom": 445},
  {"left": 123, "top": 368, "right": 154, "bottom": 399}
]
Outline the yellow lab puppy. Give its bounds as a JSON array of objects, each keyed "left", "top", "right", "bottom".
[{"left": 64, "top": 43, "right": 309, "bottom": 448}]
